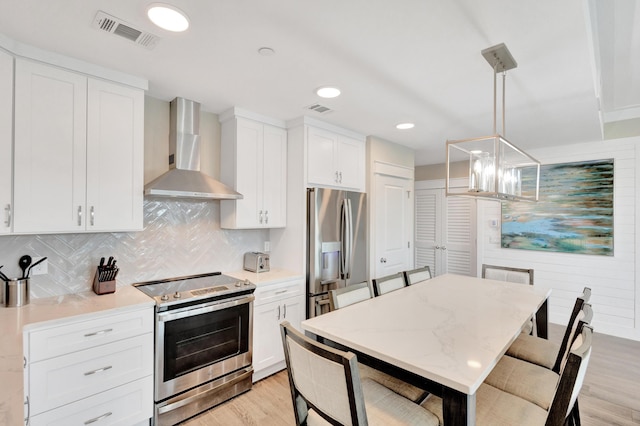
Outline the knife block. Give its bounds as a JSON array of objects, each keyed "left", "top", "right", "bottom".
[{"left": 92, "top": 268, "right": 116, "bottom": 295}]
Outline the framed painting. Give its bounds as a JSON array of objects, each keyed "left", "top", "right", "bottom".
[{"left": 501, "top": 159, "right": 614, "bottom": 256}]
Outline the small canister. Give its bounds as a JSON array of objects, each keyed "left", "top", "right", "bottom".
[{"left": 3, "top": 278, "right": 30, "bottom": 307}]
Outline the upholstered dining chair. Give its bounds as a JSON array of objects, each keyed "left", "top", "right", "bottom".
[
  {"left": 421, "top": 325, "right": 594, "bottom": 426},
  {"left": 328, "top": 281, "right": 427, "bottom": 403},
  {"left": 507, "top": 287, "right": 592, "bottom": 372},
  {"left": 482, "top": 264, "right": 534, "bottom": 285},
  {"left": 482, "top": 303, "right": 593, "bottom": 417},
  {"left": 482, "top": 264, "right": 535, "bottom": 334},
  {"left": 279, "top": 321, "right": 439, "bottom": 426},
  {"left": 403, "top": 266, "right": 432, "bottom": 285},
  {"left": 372, "top": 272, "right": 406, "bottom": 297},
  {"left": 329, "top": 281, "right": 372, "bottom": 311}
]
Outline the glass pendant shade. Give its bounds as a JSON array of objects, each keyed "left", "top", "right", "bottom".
[{"left": 446, "top": 134, "right": 540, "bottom": 201}]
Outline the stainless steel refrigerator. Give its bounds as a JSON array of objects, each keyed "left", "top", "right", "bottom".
[{"left": 307, "top": 188, "right": 367, "bottom": 318}]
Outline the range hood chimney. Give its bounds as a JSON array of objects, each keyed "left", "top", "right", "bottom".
[{"left": 144, "top": 98, "right": 243, "bottom": 200}]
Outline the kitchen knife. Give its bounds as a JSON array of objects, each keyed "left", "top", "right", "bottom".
[
  {"left": 99, "top": 257, "right": 105, "bottom": 267},
  {"left": 106, "top": 256, "right": 114, "bottom": 267}
]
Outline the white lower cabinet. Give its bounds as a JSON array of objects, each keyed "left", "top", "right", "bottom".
[
  {"left": 252, "top": 278, "right": 304, "bottom": 382},
  {"left": 24, "top": 306, "right": 153, "bottom": 425}
]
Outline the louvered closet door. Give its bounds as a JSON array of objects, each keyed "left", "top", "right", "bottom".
[
  {"left": 415, "top": 189, "right": 441, "bottom": 275},
  {"left": 444, "top": 196, "right": 476, "bottom": 275},
  {"left": 415, "top": 188, "right": 476, "bottom": 276}
]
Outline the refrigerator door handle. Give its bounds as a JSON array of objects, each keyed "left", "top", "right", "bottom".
[
  {"left": 340, "top": 199, "right": 347, "bottom": 279},
  {"left": 341, "top": 198, "right": 353, "bottom": 279}
]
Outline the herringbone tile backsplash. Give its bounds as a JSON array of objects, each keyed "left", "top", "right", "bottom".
[{"left": 0, "top": 200, "right": 268, "bottom": 298}]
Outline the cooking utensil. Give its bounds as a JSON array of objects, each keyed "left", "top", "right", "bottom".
[
  {"left": 19, "top": 255, "right": 32, "bottom": 279},
  {"left": 26, "top": 256, "right": 48, "bottom": 278},
  {"left": 0, "top": 265, "right": 9, "bottom": 282},
  {"left": 107, "top": 256, "right": 114, "bottom": 267},
  {"left": 99, "top": 257, "right": 105, "bottom": 267}
]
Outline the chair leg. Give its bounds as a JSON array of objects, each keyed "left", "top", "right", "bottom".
[{"left": 572, "top": 399, "right": 581, "bottom": 426}]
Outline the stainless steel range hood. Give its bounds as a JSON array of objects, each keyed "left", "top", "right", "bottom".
[{"left": 144, "top": 98, "right": 243, "bottom": 200}]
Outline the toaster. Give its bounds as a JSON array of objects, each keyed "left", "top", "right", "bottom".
[{"left": 244, "top": 252, "right": 270, "bottom": 273}]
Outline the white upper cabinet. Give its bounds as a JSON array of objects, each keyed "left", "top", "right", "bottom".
[
  {"left": 0, "top": 49, "right": 13, "bottom": 235},
  {"left": 306, "top": 125, "right": 365, "bottom": 191},
  {"left": 220, "top": 111, "right": 287, "bottom": 229},
  {"left": 13, "top": 58, "right": 143, "bottom": 233},
  {"left": 86, "top": 79, "right": 144, "bottom": 232}
]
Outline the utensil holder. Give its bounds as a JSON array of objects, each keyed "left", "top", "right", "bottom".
[
  {"left": 92, "top": 267, "right": 117, "bottom": 295},
  {"left": 3, "top": 278, "right": 30, "bottom": 307}
]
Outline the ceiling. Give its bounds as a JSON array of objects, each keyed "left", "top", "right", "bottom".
[{"left": 0, "top": 0, "right": 637, "bottom": 165}]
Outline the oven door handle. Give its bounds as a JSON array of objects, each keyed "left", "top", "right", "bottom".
[{"left": 157, "top": 294, "right": 254, "bottom": 322}]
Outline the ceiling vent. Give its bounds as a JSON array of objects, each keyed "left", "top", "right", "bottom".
[
  {"left": 306, "top": 103, "right": 333, "bottom": 115},
  {"left": 93, "top": 11, "right": 160, "bottom": 50}
]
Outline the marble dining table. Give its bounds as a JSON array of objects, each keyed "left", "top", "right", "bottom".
[{"left": 301, "top": 273, "right": 551, "bottom": 426}]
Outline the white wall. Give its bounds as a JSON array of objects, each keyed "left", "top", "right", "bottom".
[{"left": 477, "top": 136, "right": 639, "bottom": 341}]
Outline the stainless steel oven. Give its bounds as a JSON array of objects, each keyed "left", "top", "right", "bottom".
[{"left": 134, "top": 272, "right": 256, "bottom": 426}]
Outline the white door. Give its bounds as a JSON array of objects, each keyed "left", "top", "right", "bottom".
[
  {"left": 374, "top": 174, "right": 413, "bottom": 278},
  {"left": 306, "top": 126, "right": 337, "bottom": 187},
  {"left": 13, "top": 59, "right": 87, "bottom": 233},
  {"left": 336, "top": 135, "right": 364, "bottom": 190},
  {"left": 0, "top": 49, "right": 12, "bottom": 234},
  {"left": 235, "top": 118, "right": 263, "bottom": 227},
  {"left": 86, "top": 78, "right": 143, "bottom": 232},
  {"left": 262, "top": 124, "right": 287, "bottom": 227},
  {"left": 415, "top": 186, "right": 476, "bottom": 276}
]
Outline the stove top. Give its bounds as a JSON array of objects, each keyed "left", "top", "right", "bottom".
[{"left": 133, "top": 272, "right": 255, "bottom": 308}]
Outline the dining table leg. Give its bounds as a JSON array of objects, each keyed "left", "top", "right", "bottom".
[
  {"left": 535, "top": 298, "right": 549, "bottom": 339},
  {"left": 442, "top": 387, "right": 476, "bottom": 426}
]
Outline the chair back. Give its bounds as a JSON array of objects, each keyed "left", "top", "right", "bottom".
[
  {"left": 280, "top": 321, "right": 366, "bottom": 426},
  {"left": 552, "top": 287, "right": 592, "bottom": 373},
  {"left": 372, "top": 272, "right": 406, "bottom": 296},
  {"left": 545, "top": 325, "right": 593, "bottom": 426},
  {"left": 558, "top": 303, "right": 593, "bottom": 374},
  {"left": 403, "top": 266, "right": 432, "bottom": 285},
  {"left": 482, "top": 264, "right": 534, "bottom": 285},
  {"left": 329, "top": 281, "right": 372, "bottom": 311}
]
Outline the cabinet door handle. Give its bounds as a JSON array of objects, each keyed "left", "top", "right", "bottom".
[
  {"left": 24, "top": 395, "right": 29, "bottom": 425},
  {"left": 335, "top": 171, "right": 339, "bottom": 183},
  {"left": 283, "top": 304, "right": 287, "bottom": 318},
  {"left": 90, "top": 206, "right": 95, "bottom": 226},
  {"left": 379, "top": 257, "right": 387, "bottom": 263},
  {"left": 265, "top": 210, "right": 269, "bottom": 224},
  {"left": 275, "top": 290, "right": 288, "bottom": 295},
  {"left": 435, "top": 245, "right": 440, "bottom": 250},
  {"left": 84, "top": 412, "right": 112, "bottom": 424},
  {"left": 339, "top": 172, "right": 342, "bottom": 183},
  {"left": 84, "top": 365, "right": 112, "bottom": 376},
  {"left": 277, "top": 305, "right": 281, "bottom": 320},
  {"left": 259, "top": 210, "right": 263, "bottom": 224},
  {"left": 441, "top": 246, "right": 447, "bottom": 250},
  {"left": 4, "top": 204, "right": 10, "bottom": 227},
  {"left": 84, "top": 328, "right": 113, "bottom": 337},
  {"left": 77, "top": 206, "right": 82, "bottom": 226}
]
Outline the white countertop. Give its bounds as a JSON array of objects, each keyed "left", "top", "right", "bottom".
[
  {"left": 302, "top": 273, "right": 551, "bottom": 395},
  {"left": 226, "top": 268, "right": 303, "bottom": 286},
  {"left": 0, "top": 285, "right": 154, "bottom": 425}
]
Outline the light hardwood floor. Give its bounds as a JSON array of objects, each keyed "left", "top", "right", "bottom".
[{"left": 183, "top": 324, "right": 640, "bottom": 425}]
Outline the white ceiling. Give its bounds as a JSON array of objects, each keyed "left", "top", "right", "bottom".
[{"left": 0, "top": 0, "right": 637, "bottom": 165}]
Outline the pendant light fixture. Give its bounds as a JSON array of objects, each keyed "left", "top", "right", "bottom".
[{"left": 445, "top": 43, "right": 540, "bottom": 202}]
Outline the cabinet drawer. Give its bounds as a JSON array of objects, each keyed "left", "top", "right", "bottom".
[
  {"left": 29, "top": 375, "right": 153, "bottom": 426},
  {"left": 29, "top": 333, "right": 153, "bottom": 415},
  {"left": 254, "top": 280, "right": 303, "bottom": 305},
  {"left": 28, "top": 308, "right": 153, "bottom": 361}
]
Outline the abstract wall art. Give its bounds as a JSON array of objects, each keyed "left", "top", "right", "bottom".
[{"left": 501, "top": 159, "right": 614, "bottom": 256}]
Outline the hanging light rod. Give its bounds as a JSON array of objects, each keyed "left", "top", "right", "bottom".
[{"left": 481, "top": 43, "right": 517, "bottom": 73}]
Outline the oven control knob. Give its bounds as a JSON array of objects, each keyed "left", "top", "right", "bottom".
[
  {"left": 244, "top": 280, "right": 250, "bottom": 286},
  {"left": 235, "top": 282, "right": 242, "bottom": 287},
  {"left": 161, "top": 294, "right": 169, "bottom": 301},
  {"left": 173, "top": 292, "right": 181, "bottom": 299}
]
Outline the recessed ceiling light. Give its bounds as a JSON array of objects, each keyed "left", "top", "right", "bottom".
[
  {"left": 316, "top": 87, "right": 341, "bottom": 98},
  {"left": 258, "top": 47, "right": 275, "bottom": 56},
  {"left": 147, "top": 3, "right": 190, "bottom": 32},
  {"left": 396, "top": 122, "right": 415, "bottom": 130}
]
